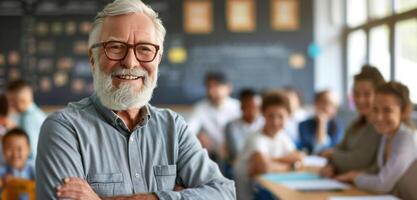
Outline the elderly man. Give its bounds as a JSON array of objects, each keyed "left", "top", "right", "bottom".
[{"left": 35, "top": 0, "right": 235, "bottom": 199}]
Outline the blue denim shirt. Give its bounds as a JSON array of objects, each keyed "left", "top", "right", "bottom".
[{"left": 36, "top": 94, "right": 235, "bottom": 199}]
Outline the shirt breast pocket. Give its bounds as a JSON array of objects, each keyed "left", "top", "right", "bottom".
[
  {"left": 153, "top": 164, "right": 177, "bottom": 191},
  {"left": 87, "top": 173, "right": 124, "bottom": 197}
]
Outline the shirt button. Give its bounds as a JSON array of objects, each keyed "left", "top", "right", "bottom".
[{"left": 135, "top": 173, "right": 140, "bottom": 178}]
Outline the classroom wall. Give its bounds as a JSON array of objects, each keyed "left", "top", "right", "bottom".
[
  {"left": 0, "top": 0, "right": 316, "bottom": 106},
  {"left": 313, "top": 0, "right": 357, "bottom": 125},
  {"left": 313, "top": 0, "right": 344, "bottom": 101},
  {"left": 152, "top": 0, "right": 316, "bottom": 105}
]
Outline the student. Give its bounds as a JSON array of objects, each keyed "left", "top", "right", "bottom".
[
  {"left": 0, "top": 128, "right": 35, "bottom": 189},
  {"left": 235, "top": 91, "right": 302, "bottom": 200},
  {"left": 188, "top": 72, "right": 240, "bottom": 161},
  {"left": 225, "top": 89, "right": 264, "bottom": 163},
  {"left": 298, "top": 90, "right": 343, "bottom": 154},
  {"left": 336, "top": 82, "right": 417, "bottom": 196},
  {"left": 282, "top": 87, "right": 312, "bottom": 145},
  {"left": 321, "top": 66, "right": 385, "bottom": 176},
  {"left": 0, "top": 94, "right": 16, "bottom": 165},
  {"left": 0, "top": 94, "right": 16, "bottom": 136},
  {"left": 6, "top": 80, "right": 46, "bottom": 158}
]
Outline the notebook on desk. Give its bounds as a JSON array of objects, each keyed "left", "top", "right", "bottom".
[
  {"left": 262, "top": 172, "right": 350, "bottom": 192},
  {"left": 302, "top": 155, "right": 328, "bottom": 167},
  {"left": 280, "top": 179, "right": 350, "bottom": 191},
  {"left": 262, "top": 171, "right": 321, "bottom": 182}
]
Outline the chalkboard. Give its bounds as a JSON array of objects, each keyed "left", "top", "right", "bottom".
[
  {"left": 152, "top": 0, "right": 315, "bottom": 104},
  {"left": 154, "top": 43, "right": 293, "bottom": 104},
  {"left": 0, "top": 16, "right": 22, "bottom": 91},
  {"left": 0, "top": 0, "right": 315, "bottom": 105}
]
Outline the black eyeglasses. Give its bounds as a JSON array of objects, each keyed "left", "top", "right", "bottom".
[{"left": 91, "top": 40, "right": 160, "bottom": 63}]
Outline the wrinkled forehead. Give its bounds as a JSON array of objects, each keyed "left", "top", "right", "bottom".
[{"left": 99, "top": 13, "right": 157, "bottom": 44}]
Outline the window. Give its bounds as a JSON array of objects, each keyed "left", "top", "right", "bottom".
[
  {"left": 347, "top": 0, "right": 367, "bottom": 27},
  {"left": 347, "top": 30, "right": 367, "bottom": 90},
  {"left": 370, "top": 0, "right": 392, "bottom": 19},
  {"left": 344, "top": 0, "right": 417, "bottom": 103},
  {"left": 395, "top": 0, "right": 417, "bottom": 13},
  {"left": 369, "top": 25, "right": 391, "bottom": 80},
  {"left": 395, "top": 19, "right": 417, "bottom": 102}
]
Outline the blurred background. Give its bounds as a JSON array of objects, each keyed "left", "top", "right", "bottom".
[{"left": 0, "top": 0, "right": 416, "bottom": 115}]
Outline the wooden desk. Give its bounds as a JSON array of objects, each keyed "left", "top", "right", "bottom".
[{"left": 256, "top": 175, "right": 370, "bottom": 200}]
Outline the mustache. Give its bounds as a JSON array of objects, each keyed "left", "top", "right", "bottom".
[
  {"left": 110, "top": 67, "right": 148, "bottom": 77},
  {"left": 110, "top": 67, "right": 149, "bottom": 83}
]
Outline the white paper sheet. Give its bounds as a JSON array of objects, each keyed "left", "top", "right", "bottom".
[
  {"left": 329, "top": 195, "right": 400, "bottom": 200},
  {"left": 281, "top": 179, "right": 350, "bottom": 191},
  {"left": 302, "top": 155, "right": 328, "bottom": 167}
]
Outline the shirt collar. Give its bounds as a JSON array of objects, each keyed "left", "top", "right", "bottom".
[
  {"left": 137, "top": 105, "right": 151, "bottom": 127},
  {"left": 6, "top": 162, "right": 31, "bottom": 175},
  {"left": 23, "top": 103, "right": 37, "bottom": 114},
  {"left": 90, "top": 93, "right": 151, "bottom": 128}
]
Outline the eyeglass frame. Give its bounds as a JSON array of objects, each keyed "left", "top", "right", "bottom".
[{"left": 90, "top": 40, "right": 160, "bottom": 63}]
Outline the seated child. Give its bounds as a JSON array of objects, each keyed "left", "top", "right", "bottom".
[
  {"left": 336, "top": 82, "right": 417, "bottom": 198},
  {"left": 298, "top": 90, "right": 343, "bottom": 154},
  {"left": 234, "top": 91, "right": 302, "bottom": 200},
  {"left": 0, "top": 93, "right": 17, "bottom": 165},
  {"left": 225, "top": 89, "right": 264, "bottom": 163},
  {"left": 0, "top": 128, "right": 35, "bottom": 189}
]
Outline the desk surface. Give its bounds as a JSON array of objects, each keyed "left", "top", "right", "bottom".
[{"left": 256, "top": 175, "right": 371, "bottom": 200}]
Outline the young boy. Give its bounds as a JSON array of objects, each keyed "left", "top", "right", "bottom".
[
  {"left": 225, "top": 89, "right": 264, "bottom": 163},
  {"left": 0, "top": 128, "right": 35, "bottom": 189},
  {"left": 234, "top": 91, "right": 302, "bottom": 200},
  {"left": 187, "top": 72, "right": 240, "bottom": 162}
]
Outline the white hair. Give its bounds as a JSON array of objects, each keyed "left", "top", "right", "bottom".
[{"left": 88, "top": 0, "right": 166, "bottom": 54}]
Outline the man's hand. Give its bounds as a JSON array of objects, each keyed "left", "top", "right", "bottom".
[
  {"left": 174, "top": 184, "right": 185, "bottom": 191},
  {"left": 56, "top": 177, "right": 101, "bottom": 200}
]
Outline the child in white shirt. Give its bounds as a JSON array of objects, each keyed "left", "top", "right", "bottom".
[{"left": 235, "top": 91, "right": 302, "bottom": 200}]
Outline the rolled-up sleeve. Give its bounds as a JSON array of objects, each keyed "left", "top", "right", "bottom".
[
  {"left": 35, "top": 114, "right": 85, "bottom": 199},
  {"left": 155, "top": 115, "right": 236, "bottom": 200}
]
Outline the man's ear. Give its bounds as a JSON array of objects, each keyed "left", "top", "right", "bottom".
[
  {"left": 88, "top": 49, "right": 95, "bottom": 66},
  {"left": 157, "top": 53, "right": 162, "bottom": 64},
  {"left": 88, "top": 49, "right": 97, "bottom": 72}
]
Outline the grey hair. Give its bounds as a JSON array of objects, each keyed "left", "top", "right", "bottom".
[{"left": 88, "top": 0, "right": 166, "bottom": 55}]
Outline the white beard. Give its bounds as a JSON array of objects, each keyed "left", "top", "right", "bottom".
[{"left": 93, "top": 64, "right": 157, "bottom": 111}]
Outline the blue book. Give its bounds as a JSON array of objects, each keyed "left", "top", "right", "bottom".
[{"left": 262, "top": 172, "right": 321, "bottom": 183}]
